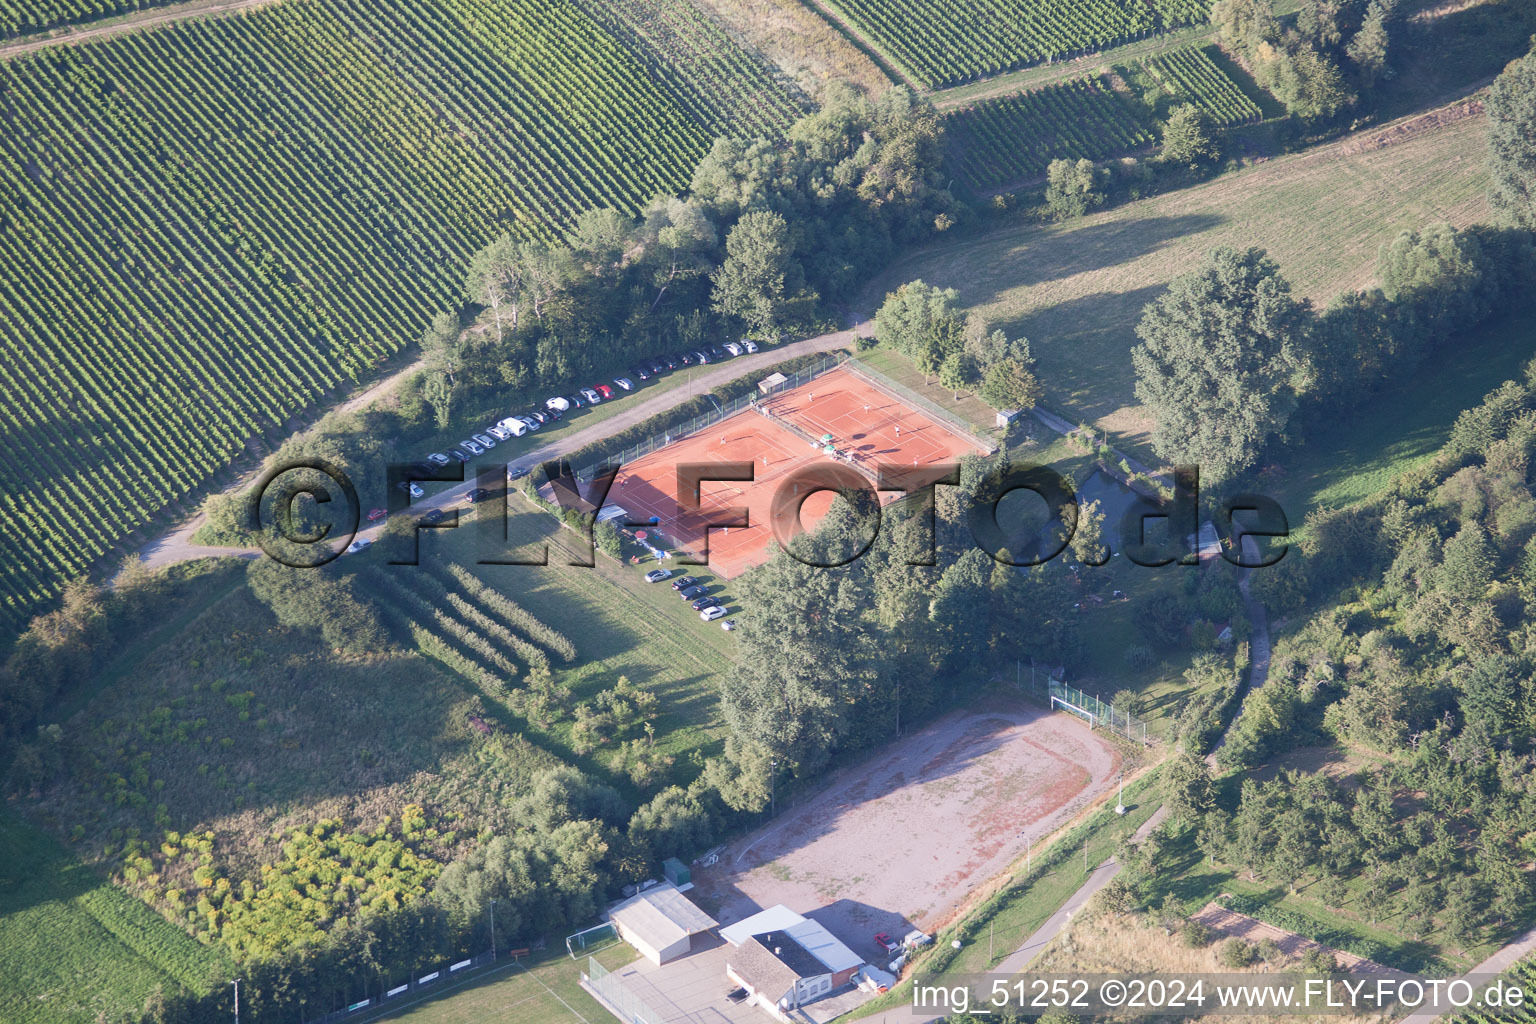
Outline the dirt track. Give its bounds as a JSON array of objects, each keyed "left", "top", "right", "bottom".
[{"left": 692, "top": 702, "right": 1121, "bottom": 954}]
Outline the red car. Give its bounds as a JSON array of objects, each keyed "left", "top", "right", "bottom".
[
  {"left": 874, "top": 932, "right": 899, "bottom": 954},
  {"left": 367, "top": 507, "right": 388, "bottom": 522},
  {"left": 594, "top": 383, "right": 614, "bottom": 399}
]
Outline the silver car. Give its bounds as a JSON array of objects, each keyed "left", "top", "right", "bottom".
[
  {"left": 461, "top": 439, "right": 485, "bottom": 455},
  {"left": 473, "top": 432, "right": 496, "bottom": 448}
]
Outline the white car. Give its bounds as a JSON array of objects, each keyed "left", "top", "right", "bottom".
[
  {"left": 545, "top": 396, "right": 570, "bottom": 412},
  {"left": 497, "top": 417, "right": 529, "bottom": 437},
  {"left": 461, "top": 439, "right": 485, "bottom": 455},
  {"left": 427, "top": 452, "right": 450, "bottom": 466},
  {"left": 473, "top": 432, "right": 496, "bottom": 448},
  {"left": 644, "top": 568, "right": 674, "bottom": 583},
  {"left": 613, "top": 377, "right": 634, "bottom": 391},
  {"left": 723, "top": 341, "right": 742, "bottom": 356},
  {"left": 721, "top": 619, "right": 737, "bottom": 631},
  {"left": 345, "top": 537, "right": 373, "bottom": 554},
  {"left": 700, "top": 605, "right": 727, "bottom": 622},
  {"left": 486, "top": 425, "right": 512, "bottom": 441},
  {"left": 740, "top": 339, "right": 759, "bottom": 353}
]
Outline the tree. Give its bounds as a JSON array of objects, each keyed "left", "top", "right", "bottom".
[
  {"left": 639, "top": 197, "right": 716, "bottom": 310},
  {"left": 979, "top": 358, "right": 1042, "bottom": 411},
  {"left": 464, "top": 235, "right": 523, "bottom": 343},
  {"left": 1068, "top": 499, "right": 1108, "bottom": 565},
  {"left": 1488, "top": 43, "right": 1536, "bottom": 230},
  {"left": 1166, "top": 750, "right": 1215, "bottom": 824},
  {"left": 1161, "top": 104, "right": 1220, "bottom": 169},
  {"left": 710, "top": 210, "right": 812, "bottom": 339},
  {"left": 873, "top": 280, "right": 965, "bottom": 375},
  {"left": 1045, "top": 158, "right": 1107, "bottom": 220},
  {"left": 938, "top": 351, "right": 971, "bottom": 394},
  {"left": 1131, "top": 247, "right": 1308, "bottom": 481},
  {"left": 1346, "top": 0, "right": 1393, "bottom": 89},
  {"left": 1439, "top": 523, "right": 1496, "bottom": 599}
]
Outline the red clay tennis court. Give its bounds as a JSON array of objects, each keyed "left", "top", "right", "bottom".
[{"left": 605, "top": 366, "right": 990, "bottom": 578}]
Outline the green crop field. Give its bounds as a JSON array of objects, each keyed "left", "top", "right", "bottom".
[
  {"left": 947, "top": 75, "right": 1156, "bottom": 190},
  {"left": 0, "top": 808, "right": 231, "bottom": 1024},
  {"left": 0, "top": 0, "right": 177, "bottom": 39},
  {"left": 1137, "top": 44, "right": 1263, "bottom": 124},
  {"left": 0, "top": 0, "right": 801, "bottom": 637},
  {"left": 868, "top": 104, "right": 1492, "bottom": 459},
  {"left": 820, "top": 0, "right": 1213, "bottom": 88}
]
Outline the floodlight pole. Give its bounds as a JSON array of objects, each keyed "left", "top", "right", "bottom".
[
  {"left": 233, "top": 979, "right": 239, "bottom": 1024},
  {"left": 1116, "top": 771, "right": 1126, "bottom": 816},
  {"left": 490, "top": 898, "right": 498, "bottom": 960},
  {"left": 770, "top": 759, "right": 777, "bottom": 818}
]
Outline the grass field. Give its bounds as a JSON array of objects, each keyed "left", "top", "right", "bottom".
[
  {"left": 865, "top": 103, "right": 1493, "bottom": 460},
  {"left": 1267, "top": 314, "right": 1536, "bottom": 521},
  {"left": 368, "top": 945, "right": 637, "bottom": 1024},
  {"left": 0, "top": 808, "right": 230, "bottom": 1024}
]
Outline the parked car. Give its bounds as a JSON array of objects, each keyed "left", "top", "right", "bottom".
[
  {"left": 677, "top": 350, "right": 695, "bottom": 366},
  {"left": 450, "top": 449, "right": 471, "bottom": 463},
  {"left": 658, "top": 354, "right": 678, "bottom": 370},
  {"left": 516, "top": 416, "right": 541, "bottom": 432},
  {"left": 723, "top": 341, "right": 742, "bottom": 357},
  {"left": 487, "top": 425, "right": 512, "bottom": 441},
  {"left": 546, "top": 395, "right": 571, "bottom": 412},
  {"left": 679, "top": 584, "right": 707, "bottom": 600},
  {"left": 461, "top": 439, "right": 485, "bottom": 455},
  {"left": 396, "top": 481, "right": 425, "bottom": 498},
  {"left": 428, "top": 452, "right": 451, "bottom": 466},
  {"left": 690, "top": 348, "right": 710, "bottom": 364},
  {"left": 579, "top": 388, "right": 602, "bottom": 404},
  {"left": 423, "top": 507, "right": 449, "bottom": 525},
  {"left": 644, "top": 568, "right": 674, "bottom": 583},
  {"left": 613, "top": 377, "right": 634, "bottom": 391},
  {"left": 647, "top": 357, "right": 666, "bottom": 375},
  {"left": 629, "top": 364, "right": 651, "bottom": 381},
  {"left": 367, "top": 507, "right": 388, "bottom": 522},
  {"left": 594, "top": 383, "right": 614, "bottom": 399},
  {"left": 544, "top": 406, "right": 562, "bottom": 421},
  {"left": 691, "top": 595, "right": 720, "bottom": 611},
  {"left": 700, "top": 605, "right": 727, "bottom": 621},
  {"left": 472, "top": 432, "right": 496, "bottom": 448},
  {"left": 721, "top": 619, "right": 737, "bottom": 631},
  {"left": 410, "top": 461, "right": 438, "bottom": 476},
  {"left": 706, "top": 344, "right": 728, "bottom": 361},
  {"left": 345, "top": 537, "right": 373, "bottom": 554},
  {"left": 740, "top": 338, "right": 759, "bottom": 353},
  {"left": 509, "top": 465, "right": 530, "bottom": 481},
  {"left": 466, "top": 487, "right": 497, "bottom": 503},
  {"left": 874, "top": 933, "right": 900, "bottom": 954},
  {"left": 527, "top": 410, "right": 550, "bottom": 425},
  {"left": 670, "top": 575, "right": 699, "bottom": 591},
  {"left": 497, "top": 417, "right": 529, "bottom": 437},
  {"left": 564, "top": 392, "right": 587, "bottom": 408},
  {"left": 903, "top": 930, "right": 933, "bottom": 949}
]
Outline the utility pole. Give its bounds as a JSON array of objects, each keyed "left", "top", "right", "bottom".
[
  {"left": 490, "top": 898, "right": 498, "bottom": 960},
  {"left": 233, "top": 979, "right": 240, "bottom": 1024},
  {"left": 770, "top": 759, "right": 777, "bottom": 818},
  {"left": 1115, "top": 771, "right": 1126, "bottom": 815}
]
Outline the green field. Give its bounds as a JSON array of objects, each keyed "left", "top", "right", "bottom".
[
  {"left": 867, "top": 104, "right": 1493, "bottom": 461},
  {"left": 1268, "top": 313, "right": 1536, "bottom": 521},
  {"left": 0, "top": 0, "right": 801, "bottom": 636},
  {"left": 0, "top": 808, "right": 230, "bottom": 1024},
  {"left": 367, "top": 944, "right": 636, "bottom": 1024}
]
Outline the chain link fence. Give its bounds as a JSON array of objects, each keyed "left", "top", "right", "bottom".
[
  {"left": 584, "top": 955, "right": 665, "bottom": 1024},
  {"left": 1015, "top": 664, "right": 1153, "bottom": 744},
  {"left": 332, "top": 949, "right": 497, "bottom": 1024},
  {"left": 572, "top": 351, "right": 848, "bottom": 483},
  {"left": 842, "top": 358, "right": 999, "bottom": 454}
]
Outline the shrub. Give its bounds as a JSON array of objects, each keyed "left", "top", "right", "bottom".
[
  {"left": 1219, "top": 937, "right": 1258, "bottom": 967},
  {"left": 1181, "top": 918, "right": 1213, "bottom": 947}
]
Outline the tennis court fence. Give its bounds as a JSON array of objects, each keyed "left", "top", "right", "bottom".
[
  {"left": 842, "top": 359, "right": 999, "bottom": 455},
  {"left": 571, "top": 351, "right": 848, "bottom": 484}
]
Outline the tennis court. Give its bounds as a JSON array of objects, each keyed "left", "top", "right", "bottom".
[{"left": 605, "top": 367, "right": 988, "bottom": 577}]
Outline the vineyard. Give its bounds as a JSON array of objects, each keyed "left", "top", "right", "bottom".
[
  {"left": 0, "top": 0, "right": 179, "bottom": 40},
  {"left": 0, "top": 0, "right": 800, "bottom": 636},
  {"left": 1139, "top": 45, "right": 1263, "bottom": 124},
  {"left": 820, "top": 0, "right": 1214, "bottom": 88},
  {"left": 947, "top": 75, "right": 1156, "bottom": 190}
]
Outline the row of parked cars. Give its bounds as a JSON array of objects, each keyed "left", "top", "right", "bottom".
[
  {"left": 642, "top": 567, "right": 738, "bottom": 627},
  {"left": 419, "top": 341, "right": 759, "bottom": 465}
]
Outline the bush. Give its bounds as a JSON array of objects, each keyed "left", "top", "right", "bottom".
[
  {"left": 1219, "top": 937, "right": 1259, "bottom": 967},
  {"left": 1181, "top": 919, "right": 1213, "bottom": 947}
]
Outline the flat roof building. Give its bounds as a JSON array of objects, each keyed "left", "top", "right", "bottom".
[
  {"left": 606, "top": 884, "right": 718, "bottom": 966},
  {"left": 721, "top": 906, "right": 864, "bottom": 1021}
]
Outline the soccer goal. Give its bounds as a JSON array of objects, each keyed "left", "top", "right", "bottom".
[
  {"left": 565, "top": 922, "right": 618, "bottom": 959},
  {"left": 1051, "top": 694, "right": 1096, "bottom": 729}
]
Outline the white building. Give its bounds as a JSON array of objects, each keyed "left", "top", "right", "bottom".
[
  {"left": 606, "top": 884, "right": 718, "bottom": 966},
  {"left": 721, "top": 906, "right": 864, "bottom": 1020}
]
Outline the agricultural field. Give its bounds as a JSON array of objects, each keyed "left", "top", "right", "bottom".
[
  {"left": 820, "top": 0, "right": 1213, "bottom": 88},
  {"left": 0, "top": 0, "right": 802, "bottom": 636},
  {"left": 947, "top": 75, "right": 1156, "bottom": 190},
  {"left": 0, "top": 0, "right": 177, "bottom": 39},
  {"left": 869, "top": 101, "right": 1492, "bottom": 457},
  {"left": 1135, "top": 44, "right": 1264, "bottom": 124},
  {"left": 0, "top": 808, "right": 231, "bottom": 1024}
]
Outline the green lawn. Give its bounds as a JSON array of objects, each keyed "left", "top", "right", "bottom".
[
  {"left": 863, "top": 106, "right": 1492, "bottom": 462},
  {"left": 0, "top": 808, "right": 230, "bottom": 1024},
  {"left": 1266, "top": 313, "right": 1536, "bottom": 522},
  {"left": 368, "top": 944, "right": 637, "bottom": 1024}
]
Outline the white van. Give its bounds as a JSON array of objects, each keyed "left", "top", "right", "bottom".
[{"left": 497, "top": 416, "right": 529, "bottom": 437}]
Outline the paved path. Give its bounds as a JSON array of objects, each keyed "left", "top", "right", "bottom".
[
  {"left": 1397, "top": 923, "right": 1536, "bottom": 1024},
  {"left": 129, "top": 322, "right": 870, "bottom": 575}
]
